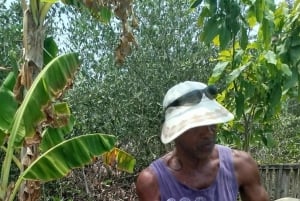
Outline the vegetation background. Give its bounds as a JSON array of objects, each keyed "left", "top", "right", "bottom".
[{"left": 0, "top": 0, "right": 299, "bottom": 200}]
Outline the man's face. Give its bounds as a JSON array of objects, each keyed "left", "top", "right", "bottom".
[{"left": 175, "top": 125, "right": 217, "bottom": 159}]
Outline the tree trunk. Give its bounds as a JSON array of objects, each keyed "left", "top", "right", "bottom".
[{"left": 16, "top": 3, "right": 45, "bottom": 201}]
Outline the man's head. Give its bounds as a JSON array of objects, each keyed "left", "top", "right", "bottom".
[{"left": 161, "top": 81, "right": 234, "bottom": 144}]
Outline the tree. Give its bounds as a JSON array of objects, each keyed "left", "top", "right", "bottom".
[
  {"left": 62, "top": 0, "right": 216, "bottom": 174},
  {"left": 0, "top": 1, "right": 22, "bottom": 83},
  {"left": 0, "top": 0, "right": 136, "bottom": 200},
  {"left": 191, "top": 0, "right": 300, "bottom": 152}
]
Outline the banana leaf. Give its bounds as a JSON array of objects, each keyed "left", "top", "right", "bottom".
[
  {"left": 0, "top": 72, "right": 18, "bottom": 136},
  {"left": 7, "top": 134, "right": 116, "bottom": 201},
  {"left": 40, "top": 115, "right": 75, "bottom": 152},
  {"left": 1, "top": 53, "right": 79, "bottom": 195},
  {"left": 12, "top": 53, "right": 79, "bottom": 147},
  {"left": 103, "top": 147, "right": 136, "bottom": 173},
  {"left": 23, "top": 134, "right": 116, "bottom": 181}
]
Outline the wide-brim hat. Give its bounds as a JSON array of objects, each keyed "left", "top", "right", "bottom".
[{"left": 161, "top": 81, "right": 234, "bottom": 144}]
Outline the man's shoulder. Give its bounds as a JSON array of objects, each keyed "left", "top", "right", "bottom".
[
  {"left": 137, "top": 167, "right": 157, "bottom": 183},
  {"left": 231, "top": 149, "right": 256, "bottom": 165},
  {"left": 136, "top": 166, "right": 160, "bottom": 200},
  {"left": 217, "top": 145, "right": 254, "bottom": 162},
  {"left": 230, "top": 149, "right": 261, "bottom": 184}
]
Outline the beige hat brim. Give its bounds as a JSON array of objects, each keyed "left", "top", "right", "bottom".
[{"left": 161, "top": 98, "right": 234, "bottom": 144}]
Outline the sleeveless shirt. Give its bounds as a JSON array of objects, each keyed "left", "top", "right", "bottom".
[{"left": 150, "top": 145, "right": 238, "bottom": 201}]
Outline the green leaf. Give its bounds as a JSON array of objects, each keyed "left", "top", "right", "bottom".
[
  {"left": 266, "top": 82, "right": 282, "bottom": 118},
  {"left": 11, "top": 53, "right": 80, "bottom": 147},
  {"left": 261, "top": 15, "right": 274, "bottom": 48},
  {"left": 40, "top": 116, "right": 75, "bottom": 152},
  {"left": 283, "top": 66, "right": 298, "bottom": 91},
  {"left": 0, "top": 72, "right": 18, "bottom": 134},
  {"left": 255, "top": 0, "right": 264, "bottom": 23},
  {"left": 260, "top": 132, "right": 268, "bottom": 146},
  {"left": 0, "top": 53, "right": 80, "bottom": 194},
  {"left": 226, "top": 63, "right": 250, "bottom": 84},
  {"left": 207, "top": 0, "right": 217, "bottom": 13},
  {"left": 209, "top": 61, "right": 230, "bottom": 84},
  {"left": 235, "top": 91, "right": 245, "bottom": 119},
  {"left": 246, "top": 5, "right": 257, "bottom": 28},
  {"left": 264, "top": 50, "right": 277, "bottom": 65},
  {"left": 197, "top": 6, "right": 210, "bottom": 26},
  {"left": 240, "top": 26, "right": 248, "bottom": 50},
  {"left": 200, "top": 17, "right": 220, "bottom": 45},
  {"left": 289, "top": 45, "right": 300, "bottom": 66},
  {"left": 244, "top": 82, "right": 255, "bottom": 98},
  {"left": 44, "top": 37, "right": 59, "bottom": 66},
  {"left": 23, "top": 134, "right": 116, "bottom": 181},
  {"left": 260, "top": 133, "right": 275, "bottom": 148},
  {"left": 0, "top": 72, "right": 17, "bottom": 91},
  {"left": 279, "top": 63, "right": 292, "bottom": 76},
  {"left": 51, "top": 102, "right": 71, "bottom": 127},
  {"left": 98, "top": 6, "right": 112, "bottom": 23},
  {"left": 219, "top": 23, "right": 231, "bottom": 50},
  {"left": 190, "top": 0, "right": 203, "bottom": 8}
]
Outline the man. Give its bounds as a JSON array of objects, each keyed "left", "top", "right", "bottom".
[{"left": 136, "top": 81, "right": 269, "bottom": 201}]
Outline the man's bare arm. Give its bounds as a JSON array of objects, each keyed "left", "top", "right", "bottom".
[
  {"left": 233, "top": 150, "right": 269, "bottom": 201},
  {"left": 136, "top": 167, "right": 160, "bottom": 201}
]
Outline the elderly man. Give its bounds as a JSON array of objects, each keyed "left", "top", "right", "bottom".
[{"left": 136, "top": 81, "right": 269, "bottom": 201}]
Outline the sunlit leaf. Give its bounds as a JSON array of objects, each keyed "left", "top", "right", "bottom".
[
  {"left": 103, "top": 147, "right": 136, "bottom": 173},
  {"left": 264, "top": 50, "right": 277, "bottom": 65},
  {"left": 209, "top": 61, "right": 230, "bottom": 84},
  {"left": 213, "top": 35, "right": 220, "bottom": 46},
  {"left": 246, "top": 6, "right": 257, "bottom": 28},
  {"left": 255, "top": 0, "right": 264, "bottom": 23},
  {"left": 226, "top": 63, "right": 250, "bottom": 84},
  {"left": 279, "top": 63, "right": 292, "bottom": 76}
]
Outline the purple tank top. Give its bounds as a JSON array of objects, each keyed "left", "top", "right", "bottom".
[{"left": 150, "top": 145, "right": 238, "bottom": 201}]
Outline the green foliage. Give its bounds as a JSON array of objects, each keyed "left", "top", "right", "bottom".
[
  {"left": 254, "top": 107, "right": 300, "bottom": 164},
  {"left": 44, "top": 37, "right": 59, "bottom": 65},
  {"left": 0, "top": 53, "right": 135, "bottom": 201},
  {"left": 10, "top": 53, "right": 78, "bottom": 148},
  {"left": 1, "top": 0, "right": 139, "bottom": 198},
  {"left": 0, "top": 1, "right": 22, "bottom": 82},
  {"left": 0, "top": 72, "right": 18, "bottom": 142},
  {"left": 192, "top": 0, "right": 300, "bottom": 152},
  {"left": 60, "top": 0, "right": 216, "bottom": 173}
]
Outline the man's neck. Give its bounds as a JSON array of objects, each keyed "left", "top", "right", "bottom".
[{"left": 167, "top": 146, "right": 218, "bottom": 171}]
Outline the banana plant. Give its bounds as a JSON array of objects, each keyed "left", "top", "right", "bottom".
[
  {"left": 0, "top": 53, "right": 136, "bottom": 201},
  {"left": 0, "top": 0, "right": 136, "bottom": 200}
]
